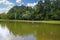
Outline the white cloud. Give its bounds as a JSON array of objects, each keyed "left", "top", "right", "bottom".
[
  {"left": 16, "top": 0, "right": 22, "bottom": 3},
  {"left": 27, "top": 2, "right": 38, "bottom": 7},
  {"left": 4, "top": 1, "right": 14, "bottom": 6},
  {"left": 0, "top": 6, "right": 14, "bottom": 13},
  {"left": 19, "top": 2, "right": 24, "bottom": 6},
  {"left": 0, "top": 0, "right": 14, "bottom": 13},
  {"left": 0, "top": 0, "right": 6, "bottom": 4},
  {"left": 0, "top": 8, "right": 9, "bottom": 13},
  {"left": 0, "top": 0, "right": 14, "bottom": 6}
]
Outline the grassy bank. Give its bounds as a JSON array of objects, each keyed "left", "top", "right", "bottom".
[{"left": 0, "top": 19, "right": 60, "bottom": 24}]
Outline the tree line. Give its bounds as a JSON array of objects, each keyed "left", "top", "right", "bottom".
[{"left": 0, "top": 0, "right": 60, "bottom": 20}]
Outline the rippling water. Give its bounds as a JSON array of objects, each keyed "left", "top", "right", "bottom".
[{"left": 0, "top": 22, "right": 60, "bottom": 40}]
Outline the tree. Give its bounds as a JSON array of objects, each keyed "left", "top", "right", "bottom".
[
  {"left": 0, "top": 13, "right": 7, "bottom": 19},
  {"left": 7, "top": 0, "right": 60, "bottom": 20}
]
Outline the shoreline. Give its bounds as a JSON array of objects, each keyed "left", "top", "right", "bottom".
[{"left": 0, "top": 19, "right": 60, "bottom": 24}]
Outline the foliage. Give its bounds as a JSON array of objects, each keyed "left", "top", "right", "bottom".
[
  {"left": 0, "top": 13, "right": 7, "bottom": 19},
  {"left": 0, "top": 0, "right": 60, "bottom": 20}
]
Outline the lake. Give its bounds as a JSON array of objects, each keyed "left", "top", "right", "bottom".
[{"left": 0, "top": 21, "right": 60, "bottom": 40}]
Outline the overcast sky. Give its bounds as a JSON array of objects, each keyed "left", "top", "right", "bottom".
[{"left": 0, "top": 0, "right": 38, "bottom": 13}]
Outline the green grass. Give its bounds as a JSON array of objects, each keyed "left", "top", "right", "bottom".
[{"left": 0, "top": 19, "right": 60, "bottom": 24}]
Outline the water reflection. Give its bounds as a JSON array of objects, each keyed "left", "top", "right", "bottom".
[
  {"left": 0, "top": 22, "right": 60, "bottom": 40},
  {"left": 0, "top": 24, "right": 36, "bottom": 40}
]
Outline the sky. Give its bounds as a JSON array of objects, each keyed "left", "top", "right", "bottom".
[{"left": 0, "top": 0, "right": 38, "bottom": 13}]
